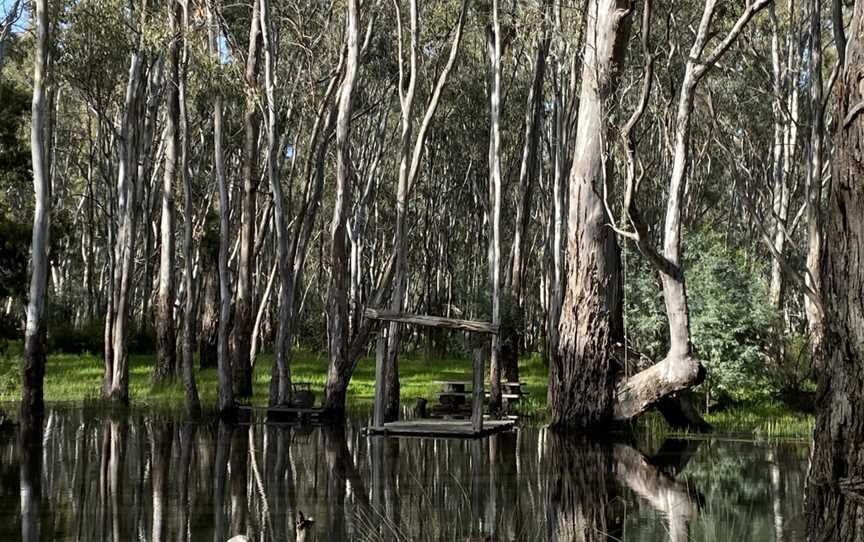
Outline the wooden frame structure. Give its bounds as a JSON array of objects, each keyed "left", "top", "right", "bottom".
[{"left": 364, "top": 308, "right": 514, "bottom": 438}]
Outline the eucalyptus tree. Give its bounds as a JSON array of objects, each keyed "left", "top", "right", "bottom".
[
  {"left": 611, "top": 0, "right": 771, "bottom": 425},
  {"left": 22, "top": 0, "right": 50, "bottom": 419},
  {"left": 104, "top": 1, "right": 162, "bottom": 403},
  {"left": 177, "top": 0, "right": 199, "bottom": 411},
  {"left": 232, "top": 0, "right": 263, "bottom": 398},
  {"left": 380, "top": 0, "right": 471, "bottom": 422},
  {"left": 323, "top": 0, "right": 361, "bottom": 413},
  {"left": 804, "top": 0, "right": 826, "bottom": 364},
  {"left": 548, "top": 0, "right": 632, "bottom": 430},
  {"left": 806, "top": 0, "right": 864, "bottom": 536},
  {"left": 503, "top": 0, "right": 550, "bottom": 383},
  {"left": 208, "top": 0, "right": 234, "bottom": 414},
  {"left": 259, "top": 0, "right": 291, "bottom": 406},
  {"left": 153, "top": 0, "right": 182, "bottom": 386}
]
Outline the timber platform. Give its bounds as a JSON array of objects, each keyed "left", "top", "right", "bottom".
[{"left": 365, "top": 418, "right": 515, "bottom": 439}]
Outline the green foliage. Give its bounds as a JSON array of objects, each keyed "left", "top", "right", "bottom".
[
  {"left": 0, "top": 216, "right": 29, "bottom": 299},
  {"left": 47, "top": 319, "right": 103, "bottom": 355},
  {"left": 688, "top": 235, "right": 775, "bottom": 399},
  {"left": 624, "top": 231, "right": 776, "bottom": 399},
  {"left": 0, "top": 79, "right": 30, "bottom": 215}
]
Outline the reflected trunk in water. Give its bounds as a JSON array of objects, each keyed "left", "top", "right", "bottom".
[
  {"left": 546, "top": 435, "right": 623, "bottom": 541},
  {"left": 19, "top": 415, "right": 42, "bottom": 542},
  {"left": 0, "top": 409, "right": 810, "bottom": 541}
]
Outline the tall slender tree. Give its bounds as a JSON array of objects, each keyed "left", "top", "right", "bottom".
[
  {"left": 22, "top": 0, "right": 50, "bottom": 420},
  {"left": 323, "top": 0, "right": 360, "bottom": 414},
  {"left": 153, "top": 0, "right": 181, "bottom": 385},
  {"left": 208, "top": 0, "right": 234, "bottom": 414},
  {"left": 231, "top": 0, "right": 263, "bottom": 397}
]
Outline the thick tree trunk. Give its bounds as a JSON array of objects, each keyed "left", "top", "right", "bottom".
[
  {"left": 805, "top": 5, "right": 864, "bottom": 538},
  {"left": 209, "top": 3, "right": 234, "bottom": 415},
  {"left": 22, "top": 0, "right": 49, "bottom": 420},
  {"left": 322, "top": 0, "right": 360, "bottom": 415},
  {"left": 231, "top": 0, "right": 262, "bottom": 398},
  {"left": 153, "top": 1, "right": 181, "bottom": 386},
  {"left": 548, "top": 0, "right": 631, "bottom": 430}
]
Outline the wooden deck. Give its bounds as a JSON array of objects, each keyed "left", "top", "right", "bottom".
[{"left": 366, "top": 419, "right": 514, "bottom": 439}]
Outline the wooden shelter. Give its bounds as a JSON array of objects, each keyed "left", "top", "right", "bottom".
[{"left": 364, "top": 308, "right": 514, "bottom": 438}]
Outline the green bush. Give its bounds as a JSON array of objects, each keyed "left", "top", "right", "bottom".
[
  {"left": 624, "top": 231, "right": 775, "bottom": 401},
  {"left": 48, "top": 320, "right": 104, "bottom": 355}
]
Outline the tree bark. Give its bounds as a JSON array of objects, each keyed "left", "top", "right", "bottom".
[
  {"left": 805, "top": 0, "right": 826, "bottom": 367},
  {"left": 22, "top": 0, "right": 50, "bottom": 419},
  {"left": 231, "top": 0, "right": 262, "bottom": 398},
  {"left": 153, "top": 0, "right": 181, "bottom": 386},
  {"left": 178, "top": 0, "right": 199, "bottom": 411},
  {"left": 805, "top": 3, "right": 864, "bottom": 537},
  {"left": 486, "top": 0, "right": 505, "bottom": 415},
  {"left": 322, "top": 0, "right": 360, "bottom": 414},
  {"left": 260, "top": 0, "right": 292, "bottom": 406},
  {"left": 549, "top": 0, "right": 631, "bottom": 430},
  {"left": 209, "top": 1, "right": 234, "bottom": 415}
]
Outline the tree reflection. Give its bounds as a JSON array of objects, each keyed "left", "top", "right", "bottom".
[
  {"left": 0, "top": 410, "right": 812, "bottom": 541},
  {"left": 19, "top": 413, "right": 42, "bottom": 542}
]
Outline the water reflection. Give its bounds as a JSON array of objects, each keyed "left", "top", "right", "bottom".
[{"left": 0, "top": 407, "right": 808, "bottom": 541}]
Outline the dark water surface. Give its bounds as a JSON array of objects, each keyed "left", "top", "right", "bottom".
[{"left": 0, "top": 406, "right": 808, "bottom": 541}]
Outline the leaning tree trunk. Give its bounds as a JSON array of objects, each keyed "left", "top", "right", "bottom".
[
  {"left": 232, "top": 0, "right": 262, "bottom": 398},
  {"left": 22, "top": 0, "right": 50, "bottom": 420},
  {"left": 548, "top": 0, "right": 631, "bottom": 430},
  {"left": 153, "top": 0, "right": 181, "bottom": 386},
  {"left": 805, "top": 3, "right": 864, "bottom": 538},
  {"left": 613, "top": 0, "right": 769, "bottom": 425}
]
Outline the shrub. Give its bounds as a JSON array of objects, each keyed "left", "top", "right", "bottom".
[
  {"left": 624, "top": 231, "right": 775, "bottom": 401},
  {"left": 48, "top": 320, "right": 103, "bottom": 355}
]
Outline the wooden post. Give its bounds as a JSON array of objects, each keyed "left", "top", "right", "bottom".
[
  {"left": 373, "top": 326, "right": 387, "bottom": 428},
  {"left": 472, "top": 346, "right": 485, "bottom": 433}
]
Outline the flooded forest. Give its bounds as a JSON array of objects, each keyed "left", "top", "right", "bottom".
[{"left": 1, "top": 0, "right": 864, "bottom": 540}]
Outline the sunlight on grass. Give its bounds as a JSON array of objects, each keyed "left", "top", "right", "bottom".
[{"left": 0, "top": 344, "right": 813, "bottom": 438}]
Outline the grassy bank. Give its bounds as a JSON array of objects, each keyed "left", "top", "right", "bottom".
[
  {"left": 0, "top": 345, "right": 550, "bottom": 411},
  {"left": 0, "top": 345, "right": 813, "bottom": 438}
]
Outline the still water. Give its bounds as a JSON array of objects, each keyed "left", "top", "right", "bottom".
[{"left": 0, "top": 406, "right": 808, "bottom": 541}]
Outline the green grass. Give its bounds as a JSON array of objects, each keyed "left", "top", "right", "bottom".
[
  {"left": 0, "top": 344, "right": 813, "bottom": 438},
  {"left": 0, "top": 344, "right": 551, "bottom": 414},
  {"left": 702, "top": 401, "right": 815, "bottom": 439}
]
